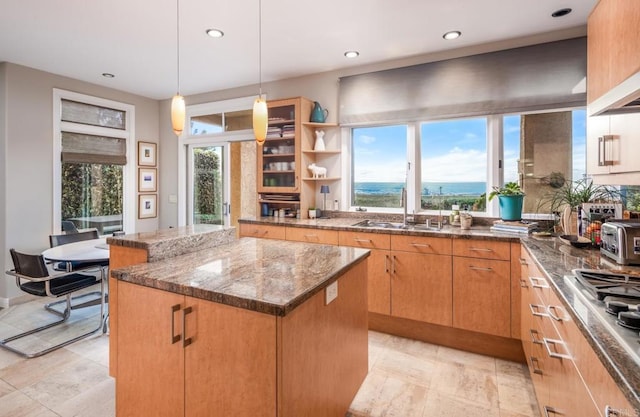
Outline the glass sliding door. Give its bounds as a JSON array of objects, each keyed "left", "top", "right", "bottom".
[{"left": 187, "top": 144, "right": 230, "bottom": 226}]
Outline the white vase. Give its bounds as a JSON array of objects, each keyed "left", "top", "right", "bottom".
[
  {"left": 314, "top": 130, "right": 325, "bottom": 151},
  {"left": 308, "top": 210, "right": 317, "bottom": 219}
]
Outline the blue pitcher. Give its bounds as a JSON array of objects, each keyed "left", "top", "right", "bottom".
[{"left": 310, "top": 101, "right": 328, "bottom": 123}]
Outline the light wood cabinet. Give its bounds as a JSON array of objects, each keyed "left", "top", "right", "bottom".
[
  {"left": 587, "top": 0, "right": 640, "bottom": 104},
  {"left": 238, "top": 223, "right": 286, "bottom": 240},
  {"left": 115, "top": 281, "right": 276, "bottom": 417},
  {"left": 285, "top": 226, "right": 338, "bottom": 245},
  {"left": 338, "top": 230, "right": 391, "bottom": 315},
  {"left": 452, "top": 238, "right": 510, "bottom": 261},
  {"left": 301, "top": 122, "right": 341, "bottom": 212},
  {"left": 587, "top": 112, "right": 640, "bottom": 179},
  {"left": 452, "top": 256, "right": 511, "bottom": 337}
]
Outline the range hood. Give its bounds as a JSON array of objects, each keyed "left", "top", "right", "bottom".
[{"left": 589, "top": 71, "right": 640, "bottom": 116}]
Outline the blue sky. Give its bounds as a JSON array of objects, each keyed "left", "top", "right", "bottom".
[{"left": 353, "top": 110, "right": 586, "bottom": 184}]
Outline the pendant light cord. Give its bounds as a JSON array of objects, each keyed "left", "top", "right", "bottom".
[
  {"left": 176, "top": 0, "right": 181, "bottom": 95},
  {"left": 258, "top": 0, "right": 262, "bottom": 97}
]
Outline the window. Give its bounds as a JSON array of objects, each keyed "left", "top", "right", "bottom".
[
  {"left": 53, "top": 90, "right": 135, "bottom": 235},
  {"left": 348, "top": 108, "right": 587, "bottom": 218},
  {"left": 420, "top": 118, "right": 487, "bottom": 212},
  {"left": 351, "top": 125, "right": 407, "bottom": 209}
]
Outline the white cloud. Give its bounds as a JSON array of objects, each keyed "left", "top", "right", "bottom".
[
  {"left": 422, "top": 148, "right": 487, "bottom": 182},
  {"left": 357, "top": 134, "right": 376, "bottom": 145}
]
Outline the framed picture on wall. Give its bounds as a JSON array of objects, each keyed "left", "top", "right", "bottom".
[
  {"left": 138, "top": 168, "right": 157, "bottom": 192},
  {"left": 138, "top": 141, "right": 157, "bottom": 166},
  {"left": 138, "top": 194, "right": 157, "bottom": 219}
]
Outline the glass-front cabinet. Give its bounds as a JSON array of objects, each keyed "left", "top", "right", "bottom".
[{"left": 257, "top": 97, "right": 313, "bottom": 217}]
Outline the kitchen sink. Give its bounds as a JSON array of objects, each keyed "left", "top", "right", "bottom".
[{"left": 351, "top": 220, "right": 408, "bottom": 229}]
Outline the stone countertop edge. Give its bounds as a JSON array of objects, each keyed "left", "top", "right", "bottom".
[
  {"left": 520, "top": 237, "right": 640, "bottom": 411},
  {"left": 106, "top": 224, "right": 236, "bottom": 262},
  {"left": 241, "top": 217, "right": 640, "bottom": 409},
  {"left": 110, "top": 237, "right": 370, "bottom": 317}
]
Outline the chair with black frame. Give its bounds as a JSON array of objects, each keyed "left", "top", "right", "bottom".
[
  {"left": 49, "top": 229, "right": 109, "bottom": 271},
  {"left": 1, "top": 249, "right": 105, "bottom": 358},
  {"left": 61, "top": 220, "right": 79, "bottom": 233}
]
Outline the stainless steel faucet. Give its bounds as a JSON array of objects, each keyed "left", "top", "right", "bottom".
[{"left": 401, "top": 187, "right": 407, "bottom": 226}]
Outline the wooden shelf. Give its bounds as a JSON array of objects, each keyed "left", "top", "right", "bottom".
[
  {"left": 302, "top": 122, "right": 339, "bottom": 128},
  {"left": 262, "top": 153, "right": 295, "bottom": 158},
  {"left": 302, "top": 177, "right": 340, "bottom": 181},
  {"left": 302, "top": 150, "right": 340, "bottom": 155}
]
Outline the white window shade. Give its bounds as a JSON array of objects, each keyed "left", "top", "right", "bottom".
[
  {"left": 338, "top": 37, "right": 587, "bottom": 126},
  {"left": 61, "top": 131, "right": 127, "bottom": 165}
]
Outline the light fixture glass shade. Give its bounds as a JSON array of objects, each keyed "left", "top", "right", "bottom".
[
  {"left": 253, "top": 96, "right": 268, "bottom": 145},
  {"left": 171, "top": 94, "right": 185, "bottom": 136}
]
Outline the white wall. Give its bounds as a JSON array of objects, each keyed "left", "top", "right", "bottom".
[{"left": 0, "top": 63, "right": 159, "bottom": 305}]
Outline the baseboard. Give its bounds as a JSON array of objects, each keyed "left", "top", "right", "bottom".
[
  {"left": 0, "top": 293, "right": 38, "bottom": 309},
  {"left": 369, "top": 312, "right": 525, "bottom": 363}
]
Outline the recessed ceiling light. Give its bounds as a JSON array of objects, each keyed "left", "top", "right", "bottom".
[
  {"left": 102, "top": 73, "right": 115, "bottom": 78},
  {"left": 443, "top": 31, "right": 461, "bottom": 40},
  {"left": 344, "top": 51, "right": 359, "bottom": 58},
  {"left": 206, "top": 28, "right": 224, "bottom": 38},
  {"left": 551, "top": 8, "right": 572, "bottom": 18}
]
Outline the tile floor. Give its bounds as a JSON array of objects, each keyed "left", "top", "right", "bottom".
[{"left": 0, "top": 295, "right": 539, "bottom": 417}]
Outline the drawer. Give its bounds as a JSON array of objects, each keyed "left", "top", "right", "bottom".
[
  {"left": 391, "top": 234, "right": 451, "bottom": 255},
  {"left": 285, "top": 227, "right": 339, "bottom": 245},
  {"left": 338, "top": 230, "right": 390, "bottom": 250},
  {"left": 239, "top": 224, "right": 285, "bottom": 240},
  {"left": 453, "top": 238, "right": 510, "bottom": 261}
]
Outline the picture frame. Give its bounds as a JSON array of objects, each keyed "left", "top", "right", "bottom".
[
  {"left": 138, "top": 168, "right": 157, "bottom": 192},
  {"left": 138, "top": 194, "right": 157, "bottom": 219},
  {"left": 138, "top": 141, "right": 157, "bottom": 166}
]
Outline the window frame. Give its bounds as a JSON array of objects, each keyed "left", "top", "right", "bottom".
[{"left": 53, "top": 89, "right": 136, "bottom": 235}]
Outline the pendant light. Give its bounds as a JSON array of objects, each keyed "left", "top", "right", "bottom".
[
  {"left": 171, "top": 0, "right": 185, "bottom": 136},
  {"left": 252, "top": 0, "right": 268, "bottom": 145}
]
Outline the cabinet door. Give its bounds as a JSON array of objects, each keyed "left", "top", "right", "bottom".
[
  {"left": 452, "top": 239, "right": 510, "bottom": 261},
  {"left": 285, "top": 226, "right": 339, "bottom": 244},
  {"left": 185, "top": 297, "right": 276, "bottom": 417},
  {"left": 116, "top": 282, "right": 185, "bottom": 417},
  {"left": 391, "top": 234, "right": 451, "bottom": 255},
  {"left": 586, "top": 114, "right": 612, "bottom": 176},
  {"left": 610, "top": 113, "right": 640, "bottom": 174},
  {"left": 391, "top": 252, "right": 452, "bottom": 326},
  {"left": 453, "top": 257, "right": 511, "bottom": 337}
]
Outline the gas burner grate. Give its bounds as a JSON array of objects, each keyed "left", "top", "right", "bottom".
[{"left": 572, "top": 269, "right": 640, "bottom": 301}]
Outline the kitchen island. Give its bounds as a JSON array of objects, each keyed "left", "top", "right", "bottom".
[{"left": 108, "top": 234, "right": 370, "bottom": 417}]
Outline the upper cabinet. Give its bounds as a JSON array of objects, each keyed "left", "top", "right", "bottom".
[{"left": 587, "top": 0, "right": 640, "bottom": 113}]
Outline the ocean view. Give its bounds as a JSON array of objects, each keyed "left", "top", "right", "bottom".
[{"left": 355, "top": 182, "right": 486, "bottom": 196}]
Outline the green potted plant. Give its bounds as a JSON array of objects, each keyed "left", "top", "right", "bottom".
[
  {"left": 488, "top": 182, "right": 525, "bottom": 221},
  {"left": 308, "top": 207, "right": 317, "bottom": 219}
]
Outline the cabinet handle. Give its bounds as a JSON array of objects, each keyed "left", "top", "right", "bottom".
[
  {"left": 520, "top": 278, "right": 528, "bottom": 288},
  {"left": 469, "top": 247, "right": 493, "bottom": 252},
  {"left": 469, "top": 266, "right": 493, "bottom": 271},
  {"left": 530, "top": 304, "right": 549, "bottom": 317},
  {"left": 543, "top": 338, "right": 572, "bottom": 360},
  {"left": 519, "top": 257, "right": 528, "bottom": 265},
  {"left": 392, "top": 255, "right": 397, "bottom": 274},
  {"left": 547, "top": 305, "right": 567, "bottom": 322},
  {"left": 170, "top": 304, "right": 181, "bottom": 344},
  {"left": 605, "top": 406, "right": 621, "bottom": 416},
  {"left": 543, "top": 406, "right": 564, "bottom": 416},
  {"left": 529, "top": 276, "right": 549, "bottom": 289},
  {"left": 353, "top": 238, "right": 372, "bottom": 243},
  {"left": 410, "top": 242, "right": 430, "bottom": 247},
  {"left": 530, "top": 329, "right": 543, "bottom": 345},
  {"left": 304, "top": 234, "right": 319, "bottom": 240},
  {"left": 530, "top": 356, "right": 543, "bottom": 375},
  {"left": 384, "top": 254, "right": 390, "bottom": 273},
  {"left": 598, "top": 135, "right": 615, "bottom": 166},
  {"left": 182, "top": 306, "right": 193, "bottom": 348}
]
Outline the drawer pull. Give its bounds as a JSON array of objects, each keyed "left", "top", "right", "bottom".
[
  {"left": 543, "top": 338, "right": 572, "bottom": 360},
  {"left": 384, "top": 254, "right": 390, "bottom": 273},
  {"left": 543, "top": 406, "right": 564, "bottom": 416},
  {"left": 520, "top": 278, "right": 528, "bottom": 288},
  {"left": 170, "top": 304, "right": 181, "bottom": 344},
  {"left": 353, "top": 238, "right": 372, "bottom": 243},
  {"left": 605, "top": 406, "right": 621, "bottom": 416},
  {"left": 530, "top": 356, "right": 543, "bottom": 375},
  {"left": 469, "top": 247, "right": 493, "bottom": 252},
  {"left": 469, "top": 266, "right": 493, "bottom": 271},
  {"left": 547, "top": 305, "right": 567, "bottom": 322},
  {"left": 529, "top": 276, "right": 549, "bottom": 289},
  {"left": 529, "top": 304, "right": 549, "bottom": 317},
  {"left": 410, "top": 242, "right": 430, "bottom": 247},
  {"left": 530, "top": 329, "right": 543, "bottom": 345},
  {"left": 392, "top": 255, "right": 397, "bottom": 274},
  {"left": 519, "top": 257, "right": 528, "bottom": 265},
  {"left": 304, "top": 234, "right": 319, "bottom": 239}
]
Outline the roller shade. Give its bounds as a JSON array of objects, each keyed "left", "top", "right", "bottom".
[
  {"left": 61, "top": 131, "right": 127, "bottom": 165},
  {"left": 339, "top": 37, "right": 587, "bottom": 126}
]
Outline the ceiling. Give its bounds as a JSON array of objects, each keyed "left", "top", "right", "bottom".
[{"left": 0, "top": 0, "right": 597, "bottom": 100}]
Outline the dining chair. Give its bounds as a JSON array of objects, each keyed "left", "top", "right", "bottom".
[
  {"left": 49, "top": 229, "right": 109, "bottom": 271},
  {"left": 1, "top": 249, "right": 105, "bottom": 358},
  {"left": 61, "top": 220, "right": 79, "bottom": 233}
]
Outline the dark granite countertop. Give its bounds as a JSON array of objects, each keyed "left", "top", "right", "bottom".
[
  {"left": 106, "top": 224, "right": 236, "bottom": 262},
  {"left": 240, "top": 217, "right": 639, "bottom": 409},
  {"left": 110, "top": 237, "right": 370, "bottom": 316}
]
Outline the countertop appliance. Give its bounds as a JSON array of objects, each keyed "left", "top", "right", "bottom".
[
  {"left": 567, "top": 269, "right": 640, "bottom": 366},
  {"left": 600, "top": 220, "right": 640, "bottom": 265}
]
